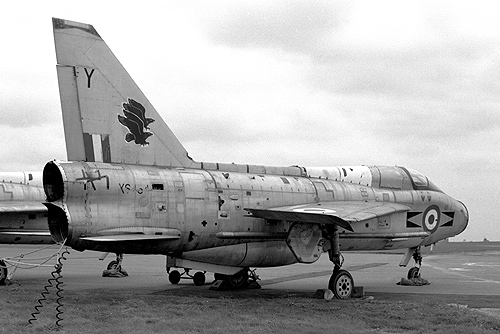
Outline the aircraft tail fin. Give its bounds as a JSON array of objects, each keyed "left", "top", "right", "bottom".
[{"left": 52, "top": 18, "right": 197, "bottom": 167}]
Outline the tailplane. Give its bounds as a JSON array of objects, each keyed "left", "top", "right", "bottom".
[{"left": 53, "top": 18, "right": 197, "bottom": 167}]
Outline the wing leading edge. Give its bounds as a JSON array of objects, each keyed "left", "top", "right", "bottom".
[{"left": 246, "top": 201, "right": 412, "bottom": 232}]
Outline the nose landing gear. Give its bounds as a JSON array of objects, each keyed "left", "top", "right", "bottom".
[
  {"left": 399, "top": 247, "right": 423, "bottom": 279},
  {"left": 102, "top": 253, "right": 128, "bottom": 277},
  {"left": 407, "top": 248, "right": 422, "bottom": 279}
]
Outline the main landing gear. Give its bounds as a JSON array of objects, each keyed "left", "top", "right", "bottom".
[
  {"left": 325, "top": 225, "right": 353, "bottom": 299},
  {"left": 168, "top": 268, "right": 207, "bottom": 286}
]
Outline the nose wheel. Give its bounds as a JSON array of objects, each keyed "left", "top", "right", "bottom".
[{"left": 407, "top": 267, "right": 421, "bottom": 279}]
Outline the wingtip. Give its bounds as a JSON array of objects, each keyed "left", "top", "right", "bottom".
[
  {"left": 330, "top": 215, "right": 354, "bottom": 232},
  {"left": 52, "top": 17, "right": 100, "bottom": 38},
  {"left": 342, "top": 221, "right": 354, "bottom": 232}
]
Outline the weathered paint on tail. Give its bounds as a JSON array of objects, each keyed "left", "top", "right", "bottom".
[{"left": 53, "top": 18, "right": 197, "bottom": 167}]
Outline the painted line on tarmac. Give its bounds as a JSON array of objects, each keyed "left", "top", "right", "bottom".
[
  {"left": 426, "top": 263, "right": 500, "bottom": 285},
  {"left": 261, "top": 262, "right": 388, "bottom": 286}
]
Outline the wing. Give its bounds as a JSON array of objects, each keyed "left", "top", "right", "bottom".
[
  {"left": 0, "top": 201, "right": 47, "bottom": 213},
  {"left": 0, "top": 202, "right": 52, "bottom": 243},
  {"left": 246, "top": 201, "right": 411, "bottom": 232}
]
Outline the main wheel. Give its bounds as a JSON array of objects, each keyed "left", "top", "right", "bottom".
[
  {"left": 407, "top": 267, "right": 421, "bottom": 279},
  {"left": 328, "top": 269, "right": 353, "bottom": 300},
  {"left": 169, "top": 270, "right": 181, "bottom": 284},
  {"left": 193, "top": 272, "right": 206, "bottom": 286},
  {"left": 0, "top": 260, "right": 7, "bottom": 285}
]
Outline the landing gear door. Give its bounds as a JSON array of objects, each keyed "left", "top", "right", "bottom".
[{"left": 286, "top": 223, "right": 323, "bottom": 263}]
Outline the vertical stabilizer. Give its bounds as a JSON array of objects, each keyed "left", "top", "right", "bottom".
[{"left": 52, "top": 18, "right": 197, "bottom": 167}]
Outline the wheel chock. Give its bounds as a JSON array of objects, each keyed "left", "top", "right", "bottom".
[
  {"left": 209, "top": 279, "right": 229, "bottom": 290},
  {"left": 352, "top": 286, "right": 364, "bottom": 298}
]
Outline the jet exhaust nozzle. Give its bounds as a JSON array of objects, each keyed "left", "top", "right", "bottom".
[
  {"left": 43, "top": 202, "right": 69, "bottom": 243},
  {"left": 43, "top": 161, "right": 69, "bottom": 243},
  {"left": 43, "top": 161, "right": 65, "bottom": 202}
]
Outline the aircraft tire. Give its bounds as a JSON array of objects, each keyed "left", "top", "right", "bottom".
[
  {"left": 107, "top": 260, "right": 119, "bottom": 270},
  {"left": 169, "top": 270, "right": 181, "bottom": 284},
  {"left": 193, "top": 271, "right": 206, "bottom": 286},
  {"left": 407, "top": 267, "right": 420, "bottom": 279},
  {"left": 329, "top": 269, "right": 353, "bottom": 300},
  {"left": 0, "top": 260, "right": 6, "bottom": 285}
]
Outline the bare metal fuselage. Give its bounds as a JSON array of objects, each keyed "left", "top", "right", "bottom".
[
  {"left": 43, "top": 161, "right": 468, "bottom": 269},
  {"left": 0, "top": 172, "right": 51, "bottom": 245}
]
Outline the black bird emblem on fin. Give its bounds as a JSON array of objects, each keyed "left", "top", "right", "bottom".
[{"left": 118, "top": 98, "right": 155, "bottom": 146}]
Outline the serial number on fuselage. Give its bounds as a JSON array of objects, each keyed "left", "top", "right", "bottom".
[{"left": 119, "top": 183, "right": 151, "bottom": 195}]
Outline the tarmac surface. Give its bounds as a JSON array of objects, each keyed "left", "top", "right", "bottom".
[{"left": 1, "top": 244, "right": 499, "bottom": 315}]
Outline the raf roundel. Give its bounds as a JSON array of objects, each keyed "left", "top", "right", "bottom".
[{"left": 422, "top": 205, "right": 440, "bottom": 233}]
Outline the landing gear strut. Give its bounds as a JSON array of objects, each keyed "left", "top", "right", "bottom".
[
  {"left": 102, "top": 253, "right": 128, "bottom": 277},
  {"left": 325, "top": 225, "right": 353, "bottom": 299},
  {"left": 407, "top": 247, "right": 422, "bottom": 279}
]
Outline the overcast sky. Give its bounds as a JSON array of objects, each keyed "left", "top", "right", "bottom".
[{"left": 1, "top": 1, "right": 499, "bottom": 241}]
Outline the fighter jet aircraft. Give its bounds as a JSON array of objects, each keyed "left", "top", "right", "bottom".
[
  {"left": 43, "top": 18, "right": 468, "bottom": 298},
  {"left": 0, "top": 171, "right": 51, "bottom": 284}
]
